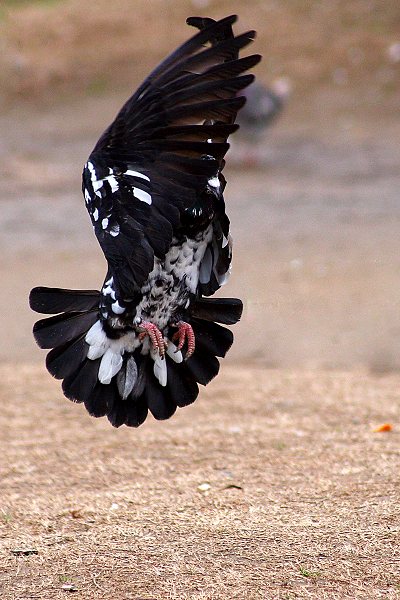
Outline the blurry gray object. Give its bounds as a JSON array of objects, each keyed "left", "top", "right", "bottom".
[
  {"left": 387, "top": 42, "right": 400, "bottom": 63},
  {"left": 236, "top": 77, "right": 291, "bottom": 140}
]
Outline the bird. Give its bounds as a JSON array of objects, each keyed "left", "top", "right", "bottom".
[
  {"left": 234, "top": 78, "right": 291, "bottom": 165},
  {"left": 29, "top": 15, "right": 261, "bottom": 428},
  {"left": 236, "top": 78, "right": 290, "bottom": 137}
]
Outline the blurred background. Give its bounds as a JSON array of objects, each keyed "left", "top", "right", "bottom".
[{"left": 1, "top": 0, "right": 399, "bottom": 370}]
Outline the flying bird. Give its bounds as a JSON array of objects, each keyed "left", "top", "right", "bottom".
[{"left": 29, "top": 15, "right": 261, "bottom": 428}]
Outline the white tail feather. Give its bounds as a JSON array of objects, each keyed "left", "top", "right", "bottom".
[
  {"left": 151, "top": 349, "right": 167, "bottom": 387},
  {"left": 117, "top": 357, "right": 138, "bottom": 400},
  {"left": 166, "top": 342, "right": 183, "bottom": 364},
  {"left": 98, "top": 348, "right": 123, "bottom": 384},
  {"left": 85, "top": 320, "right": 106, "bottom": 346}
]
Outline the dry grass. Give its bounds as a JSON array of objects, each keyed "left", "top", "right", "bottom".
[{"left": 1, "top": 364, "right": 400, "bottom": 598}]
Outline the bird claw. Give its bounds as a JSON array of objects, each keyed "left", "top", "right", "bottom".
[
  {"left": 137, "top": 321, "right": 167, "bottom": 357},
  {"left": 172, "top": 321, "right": 195, "bottom": 359}
]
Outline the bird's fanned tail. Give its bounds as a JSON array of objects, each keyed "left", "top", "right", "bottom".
[{"left": 29, "top": 287, "right": 242, "bottom": 427}]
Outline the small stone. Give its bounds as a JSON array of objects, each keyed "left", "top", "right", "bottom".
[
  {"left": 62, "top": 583, "right": 77, "bottom": 592},
  {"left": 198, "top": 482, "right": 211, "bottom": 492}
]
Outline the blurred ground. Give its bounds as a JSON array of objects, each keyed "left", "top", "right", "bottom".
[
  {"left": 1, "top": 0, "right": 400, "bottom": 368},
  {"left": 1, "top": 0, "right": 399, "bottom": 114},
  {"left": 1, "top": 1, "right": 400, "bottom": 598}
]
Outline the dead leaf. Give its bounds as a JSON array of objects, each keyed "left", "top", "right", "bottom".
[{"left": 373, "top": 423, "right": 393, "bottom": 432}]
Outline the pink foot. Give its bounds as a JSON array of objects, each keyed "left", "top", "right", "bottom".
[
  {"left": 138, "top": 321, "right": 166, "bottom": 357},
  {"left": 172, "top": 321, "right": 195, "bottom": 359}
]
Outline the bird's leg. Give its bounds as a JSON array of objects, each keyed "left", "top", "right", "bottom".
[
  {"left": 137, "top": 321, "right": 167, "bottom": 357},
  {"left": 172, "top": 321, "right": 195, "bottom": 359}
]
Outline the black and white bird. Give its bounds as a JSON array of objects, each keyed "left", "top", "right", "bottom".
[{"left": 29, "top": 15, "right": 261, "bottom": 428}]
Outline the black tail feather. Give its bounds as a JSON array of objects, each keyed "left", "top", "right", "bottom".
[
  {"left": 106, "top": 396, "right": 129, "bottom": 428},
  {"left": 121, "top": 395, "right": 149, "bottom": 428},
  {"left": 107, "top": 390, "right": 149, "bottom": 428},
  {"left": 46, "top": 335, "right": 88, "bottom": 380},
  {"left": 189, "top": 297, "right": 243, "bottom": 324},
  {"left": 62, "top": 358, "right": 100, "bottom": 405},
  {"left": 29, "top": 286, "right": 100, "bottom": 314},
  {"left": 33, "top": 311, "right": 98, "bottom": 349},
  {"left": 167, "top": 359, "right": 199, "bottom": 408},
  {"left": 186, "top": 349, "right": 220, "bottom": 385},
  {"left": 85, "top": 381, "right": 117, "bottom": 419},
  {"left": 191, "top": 318, "right": 234, "bottom": 357},
  {"left": 145, "top": 365, "right": 177, "bottom": 420}
]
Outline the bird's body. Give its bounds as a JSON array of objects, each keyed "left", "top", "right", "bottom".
[{"left": 30, "top": 15, "right": 260, "bottom": 427}]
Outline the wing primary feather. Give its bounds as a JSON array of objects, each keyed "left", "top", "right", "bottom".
[{"left": 130, "top": 16, "right": 239, "bottom": 97}]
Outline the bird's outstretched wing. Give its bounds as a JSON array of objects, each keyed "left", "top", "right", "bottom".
[{"left": 82, "top": 15, "right": 261, "bottom": 298}]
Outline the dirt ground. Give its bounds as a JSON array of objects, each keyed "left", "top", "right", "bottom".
[
  {"left": 1, "top": 366, "right": 400, "bottom": 599},
  {"left": 1, "top": 1, "right": 400, "bottom": 598}
]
